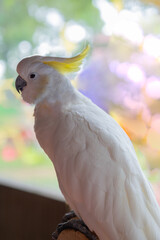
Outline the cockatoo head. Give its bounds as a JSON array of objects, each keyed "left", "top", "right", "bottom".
[{"left": 15, "top": 45, "right": 89, "bottom": 104}]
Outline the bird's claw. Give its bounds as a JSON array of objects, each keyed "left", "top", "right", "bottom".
[
  {"left": 62, "top": 210, "right": 76, "bottom": 222},
  {"left": 52, "top": 230, "right": 59, "bottom": 240},
  {"left": 52, "top": 212, "right": 98, "bottom": 240}
]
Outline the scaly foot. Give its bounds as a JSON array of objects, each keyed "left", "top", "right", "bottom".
[{"left": 52, "top": 212, "right": 98, "bottom": 240}]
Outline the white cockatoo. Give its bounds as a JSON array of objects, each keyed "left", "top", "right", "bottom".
[{"left": 15, "top": 45, "right": 160, "bottom": 240}]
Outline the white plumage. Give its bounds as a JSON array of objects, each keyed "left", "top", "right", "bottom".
[{"left": 16, "top": 47, "right": 160, "bottom": 240}]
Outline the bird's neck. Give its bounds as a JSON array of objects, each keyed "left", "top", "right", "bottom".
[
  {"left": 33, "top": 76, "right": 77, "bottom": 161},
  {"left": 35, "top": 74, "right": 76, "bottom": 108}
]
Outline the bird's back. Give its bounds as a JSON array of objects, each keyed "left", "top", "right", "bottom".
[
  {"left": 34, "top": 92, "right": 160, "bottom": 240},
  {"left": 55, "top": 94, "right": 160, "bottom": 240}
]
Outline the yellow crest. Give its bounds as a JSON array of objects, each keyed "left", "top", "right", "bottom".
[{"left": 42, "top": 45, "right": 90, "bottom": 74}]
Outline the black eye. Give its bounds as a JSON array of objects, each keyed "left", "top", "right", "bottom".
[{"left": 30, "top": 73, "right": 36, "bottom": 79}]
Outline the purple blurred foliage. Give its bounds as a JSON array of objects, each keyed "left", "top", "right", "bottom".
[{"left": 78, "top": 60, "right": 111, "bottom": 112}]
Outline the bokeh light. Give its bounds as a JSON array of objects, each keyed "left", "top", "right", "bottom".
[{"left": 64, "top": 23, "right": 87, "bottom": 43}]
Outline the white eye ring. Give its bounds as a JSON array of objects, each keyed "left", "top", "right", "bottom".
[{"left": 29, "top": 73, "right": 36, "bottom": 79}]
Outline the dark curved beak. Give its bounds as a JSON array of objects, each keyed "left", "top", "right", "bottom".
[{"left": 15, "top": 75, "right": 27, "bottom": 93}]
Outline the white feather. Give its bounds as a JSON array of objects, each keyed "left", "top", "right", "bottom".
[
  {"left": 17, "top": 56, "right": 160, "bottom": 240},
  {"left": 33, "top": 76, "right": 160, "bottom": 240}
]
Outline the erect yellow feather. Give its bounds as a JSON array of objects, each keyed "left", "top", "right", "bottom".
[{"left": 43, "top": 44, "right": 90, "bottom": 74}]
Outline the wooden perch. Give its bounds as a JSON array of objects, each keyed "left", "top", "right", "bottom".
[{"left": 57, "top": 229, "right": 89, "bottom": 240}]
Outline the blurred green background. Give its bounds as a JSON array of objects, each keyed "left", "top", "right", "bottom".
[{"left": 0, "top": 0, "right": 160, "bottom": 202}]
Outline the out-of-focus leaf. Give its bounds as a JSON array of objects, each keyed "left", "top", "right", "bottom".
[{"left": 36, "top": 0, "right": 103, "bottom": 29}]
